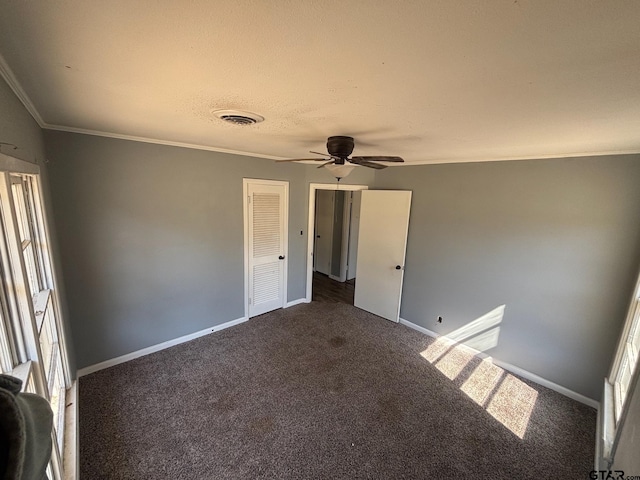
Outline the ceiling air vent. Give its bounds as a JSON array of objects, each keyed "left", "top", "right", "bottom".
[{"left": 212, "top": 109, "right": 264, "bottom": 125}]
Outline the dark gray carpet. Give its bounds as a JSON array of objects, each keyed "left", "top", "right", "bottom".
[{"left": 80, "top": 303, "right": 596, "bottom": 479}]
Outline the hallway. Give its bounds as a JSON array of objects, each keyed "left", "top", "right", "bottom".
[{"left": 312, "top": 272, "right": 355, "bottom": 305}]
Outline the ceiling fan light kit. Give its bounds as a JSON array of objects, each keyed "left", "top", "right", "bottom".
[
  {"left": 277, "top": 136, "right": 405, "bottom": 179},
  {"left": 324, "top": 163, "right": 356, "bottom": 180}
]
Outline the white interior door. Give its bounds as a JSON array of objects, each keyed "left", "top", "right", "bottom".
[
  {"left": 354, "top": 190, "right": 412, "bottom": 322},
  {"left": 314, "top": 190, "right": 334, "bottom": 275},
  {"left": 247, "top": 181, "right": 288, "bottom": 317}
]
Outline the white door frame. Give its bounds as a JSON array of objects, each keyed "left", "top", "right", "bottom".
[
  {"left": 243, "top": 178, "right": 289, "bottom": 319},
  {"left": 337, "top": 192, "right": 353, "bottom": 283},
  {"left": 306, "top": 183, "right": 368, "bottom": 302}
]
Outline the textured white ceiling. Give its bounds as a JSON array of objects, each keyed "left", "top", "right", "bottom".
[{"left": 1, "top": 0, "right": 639, "bottom": 164}]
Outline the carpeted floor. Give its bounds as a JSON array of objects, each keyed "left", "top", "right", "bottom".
[{"left": 80, "top": 303, "right": 596, "bottom": 479}]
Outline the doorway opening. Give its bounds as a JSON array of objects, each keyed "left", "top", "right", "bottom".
[
  {"left": 306, "top": 183, "right": 368, "bottom": 304},
  {"left": 313, "top": 189, "right": 361, "bottom": 304}
]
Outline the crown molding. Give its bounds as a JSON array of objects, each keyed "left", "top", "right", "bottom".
[
  {"left": 399, "top": 149, "right": 640, "bottom": 166},
  {"left": 0, "top": 52, "right": 46, "bottom": 128},
  {"left": 2, "top": 52, "right": 638, "bottom": 164},
  {"left": 43, "top": 124, "right": 287, "bottom": 160},
  {"left": 43, "top": 124, "right": 640, "bottom": 165},
  {"left": 0, "top": 52, "right": 286, "bottom": 160},
  {"left": 39, "top": 123, "right": 640, "bottom": 165}
]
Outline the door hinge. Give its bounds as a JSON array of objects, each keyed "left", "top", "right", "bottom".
[
  {"left": 248, "top": 195, "right": 251, "bottom": 204},
  {"left": 249, "top": 297, "right": 252, "bottom": 305}
]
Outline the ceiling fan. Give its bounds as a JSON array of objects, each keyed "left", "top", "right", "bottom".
[{"left": 277, "top": 136, "right": 404, "bottom": 178}]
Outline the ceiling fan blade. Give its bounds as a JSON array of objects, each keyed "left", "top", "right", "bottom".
[
  {"left": 275, "top": 158, "right": 330, "bottom": 162},
  {"left": 352, "top": 160, "right": 388, "bottom": 170},
  {"left": 317, "top": 160, "right": 335, "bottom": 169},
  {"left": 309, "top": 150, "right": 331, "bottom": 157},
  {"left": 351, "top": 156, "right": 404, "bottom": 163}
]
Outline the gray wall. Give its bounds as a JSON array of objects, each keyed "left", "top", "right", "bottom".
[
  {"left": 44, "top": 130, "right": 374, "bottom": 369},
  {"left": 39, "top": 123, "right": 640, "bottom": 400},
  {"left": 375, "top": 156, "right": 640, "bottom": 400},
  {"left": 0, "top": 81, "right": 44, "bottom": 165},
  {"left": 0, "top": 77, "right": 75, "bottom": 374}
]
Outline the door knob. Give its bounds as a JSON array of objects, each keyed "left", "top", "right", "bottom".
[
  {"left": 395, "top": 265, "right": 402, "bottom": 270},
  {"left": 279, "top": 255, "right": 285, "bottom": 260}
]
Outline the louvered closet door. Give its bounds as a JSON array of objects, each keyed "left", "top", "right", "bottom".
[{"left": 248, "top": 182, "right": 287, "bottom": 317}]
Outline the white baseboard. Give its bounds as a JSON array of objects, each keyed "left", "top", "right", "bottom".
[
  {"left": 399, "top": 319, "right": 439, "bottom": 338},
  {"left": 285, "top": 298, "right": 309, "bottom": 308},
  {"left": 77, "top": 316, "right": 248, "bottom": 377},
  {"left": 399, "top": 318, "right": 599, "bottom": 409}
]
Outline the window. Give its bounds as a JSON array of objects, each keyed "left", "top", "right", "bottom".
[
  {"left": 601, "top": 270, "right": 640, "bottom": 463},
  {"left": 0, "top": 157, "right": 71, "bottom": 480},
  {"left": 612, "top": 296, "right": 640, "bottom": 418}
]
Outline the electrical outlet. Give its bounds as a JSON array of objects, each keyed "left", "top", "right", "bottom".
[{"left": 437, "top": 316, "right": 443, "bottom": 323}]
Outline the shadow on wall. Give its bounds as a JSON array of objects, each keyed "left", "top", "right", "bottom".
[{"left": 420, "top": 305, "right": 539, "bottom": 439}]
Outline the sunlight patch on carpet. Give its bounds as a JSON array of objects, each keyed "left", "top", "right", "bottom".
[
  {"left": 487, "top": 374, "right": 538, "bottom": 439},
  {"left": 434, "top": 344, "right": 475, "bottom": 380},
  {"left": 422, "top": 340, "right": 538, "bottom": 439},
  {"left": 419, "top": 337, "right": 451, "bottom": 363},
  {"left": 419, "top": 305, "right": 537, "bottom": 439},
  {"left": 461, "top": 358, "right": 504, "bottom": 405}
]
